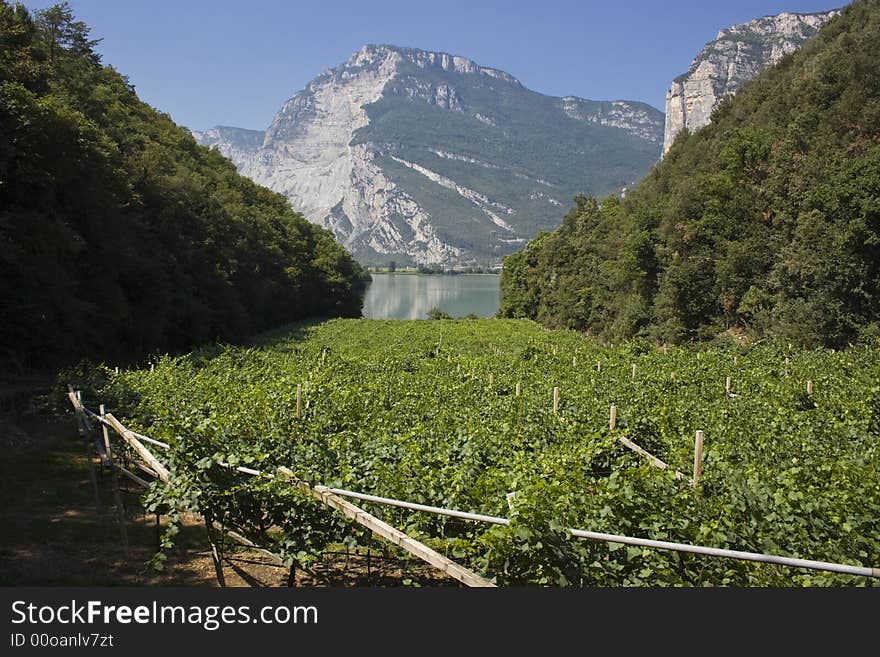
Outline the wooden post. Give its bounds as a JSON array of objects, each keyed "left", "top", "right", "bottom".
[
  {"left": 597, "top": 362, "right": 601, "bottom": 373},
  {"left": 725, "top": 377, "right": 732, "bottom": 396},
  {"left": 609, "top": 405, "right": 617, "bottom": 431},
  {"left": 515, "top": 383, "right": 521, "bottom": 397},
  {"left": 785, "top": 357, "right": 790, "bottom": 377},
  {"left": 552, "top": 345, "right": 557, "bottom": 356},
  {"left": 150, "top": 362, "right": 154, "bottom": 372},
  {"left": 77, "top": 391, "right": 101, "bottom": 511},
  {"left": 733, "top": 356, "right": 738, "bottom": 366},
  {"left": 807, "top": 380, "right": 813, "bottom": 395},
  {"left": 693, "top": 430, "right": 704, "bottom": 489},
  {"left": 553, "top": 387, "right": 559, "bottom": 415},
  {"left": 114, "top": 366, "right": 119, "bottom": 375},
  {"left": 104, "top": 414, "right": 170, "bottom": 482},
  {"left": 573, "top": 356, "right": 577, "bottom": 367},
  {"left": 205, "top": 514, "right": 226, "bottom": 587},
  {"left": 296, "top": 384, "right": 302, "bottom": 419},
  {"left": 72, "top": 389, "right": 84, "bottom": 435},
  {"left": 276, "top": 467, "right": 496, "bottom": 587},
  {"left": 101, "top": 404, "right": 130, "bottom": 559},
  {"left": 489, "top": 373, "right": 494, "bottom": 386},
  {"left": 618, "top": 436, "right": 687, "bottom": 481},
  {"left": 631, "top": 364, "right": 637, "bottom": 381},
  {"left": 99, "top": 403, "right": 110, "bottom": 463}
]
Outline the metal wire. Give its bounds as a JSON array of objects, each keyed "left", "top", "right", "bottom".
[{"left": 77, "top": 398, "right": 880, "bottom": 580}]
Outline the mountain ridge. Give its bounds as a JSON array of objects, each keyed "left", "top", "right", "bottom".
[
  {"left": 663, "top": 8, "right": 841, "bottom": 154},
  {"left": 500, "top": 0, "right": 880, "bottom": 347},
  {"left": 194, "top": 43, "right": 663, "bottom": 266}
]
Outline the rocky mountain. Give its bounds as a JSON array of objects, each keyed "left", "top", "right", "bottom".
[
  {"left": 189, "top": 125, "right": 264, "bottom": 169},
  {"left": 663, "top": 9, "right": 840, "bottom": 155},
  {"left": 195, "top": 45, "right": 663, "bottom": 266},
  {"left": 501, "top": 0, "right": 880, "bottom": 346}
]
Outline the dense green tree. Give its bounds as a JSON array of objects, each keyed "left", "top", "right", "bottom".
[
  {"left": 500, "top": 0, "right": 880, "bottom": 347},
  {"left": 426, "top": 307, "right": 452, "bottom": 320},
  {"left": 0, "top": 2, "right": 367, "bottom": 370},
  {"left": 35, "top": 1, "right": 100, "bottom": 67}
]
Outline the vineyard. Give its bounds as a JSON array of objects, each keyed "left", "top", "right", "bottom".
[{"left": 67, "top": 319, "right": 880, "bottom": 586}]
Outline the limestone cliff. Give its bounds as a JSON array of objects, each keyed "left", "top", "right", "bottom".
[
  {"left": 190, "top": 126, "right": 264, "bottom": 170},
  {"left": 194, "top": 45, "right": 663, "bottom": 266},
  {"left": 663, "top": 9, "right": 840, "bottom": 155}
]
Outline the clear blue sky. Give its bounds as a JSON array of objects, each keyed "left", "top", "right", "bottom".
[{"left": 24, "top": 0, "right": 844, "bottom": 131}]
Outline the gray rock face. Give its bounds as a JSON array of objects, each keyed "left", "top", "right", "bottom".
[
  {"left": 194, "top": 44, "right": 663, "bottom": 266},
  {"left": 190, "top": 126, "right": 264, "bottom": 170},
  {"left": 561, "top": 97, "right": 663, "bottom": 144},
  {"left": 663, "top": 9, "right": 840, "bottom": 155}
]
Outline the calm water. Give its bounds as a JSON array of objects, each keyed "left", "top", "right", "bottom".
[{"left": 362, "top": 273, "right": 500, "bottom": 319}]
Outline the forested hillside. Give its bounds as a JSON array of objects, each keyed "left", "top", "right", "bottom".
[
  {"left": 500, "top": 0, "right": 880, "bottom": 347},
  {"left": 0, "top": 2, "right": 367, "bottom": 370}
]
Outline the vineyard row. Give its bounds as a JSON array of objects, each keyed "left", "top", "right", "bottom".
[{"left": 68, "top": 389, "right": 880, "bottom": 583}]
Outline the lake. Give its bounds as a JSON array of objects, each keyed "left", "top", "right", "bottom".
[{"left": 362, "top": 273, "right": 500, "bottom": 319}]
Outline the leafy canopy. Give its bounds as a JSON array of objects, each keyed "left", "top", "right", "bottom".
[
  {"left": 0, "top": 2, "right": 368, "bottom": 369},
  {"left": 500, "top": 0, "right": 880, "bottom": 347}
]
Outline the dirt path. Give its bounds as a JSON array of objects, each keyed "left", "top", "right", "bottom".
[{"left": 0, "top": 408, "right": 457, "bottom": 587}]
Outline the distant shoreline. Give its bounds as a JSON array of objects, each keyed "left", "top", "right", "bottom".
[{"left": 365, "top": 270, "right": 500, "bottom": 276}]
